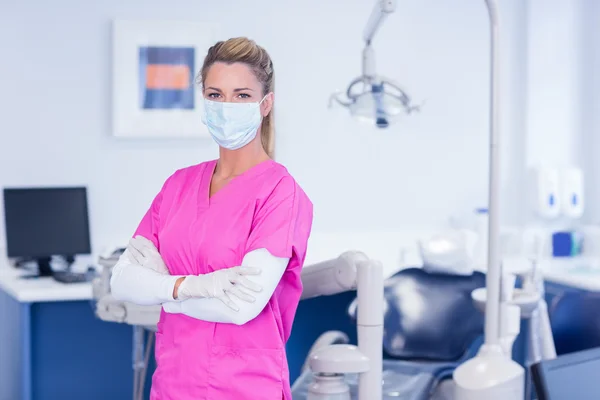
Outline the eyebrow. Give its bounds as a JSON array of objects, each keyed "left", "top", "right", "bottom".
[{"left": 204, "top": 86, "right": 254, "bottom": 92}]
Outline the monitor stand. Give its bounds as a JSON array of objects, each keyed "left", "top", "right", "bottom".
[
  {"left": 20, "top": 257, "right": 54, "bottom": 279},
  {"left": 37, "top": 257, "right": 54, "bottom": 276}
]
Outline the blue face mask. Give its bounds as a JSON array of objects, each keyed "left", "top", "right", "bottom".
[{"left": 202, "top": 96, "right": 266, "bottom": 150}]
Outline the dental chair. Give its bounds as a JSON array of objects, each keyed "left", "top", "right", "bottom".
[
  {"left": 292, "top": 267, "right": 486, "bottom": 400},
  {"left": 549, "top": 291, "right": 600, "bottom": 355}
]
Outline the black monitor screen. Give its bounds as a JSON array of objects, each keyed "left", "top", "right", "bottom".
[
  {"left": 532, "top": 347, "right": 600, "bottom": 400},
  {"left": 3, "top": 187, "right": 91, "bottom": 258}
]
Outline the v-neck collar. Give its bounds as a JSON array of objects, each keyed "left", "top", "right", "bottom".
[{"left": 202, "top": 158, "right": 275, "bottom": 206}]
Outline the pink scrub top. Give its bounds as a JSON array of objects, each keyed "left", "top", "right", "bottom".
[{"left": 133, "top": 159, "right": 313, "bottom": 400}]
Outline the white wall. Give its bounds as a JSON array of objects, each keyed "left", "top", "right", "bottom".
[
  {"left": 0, "top": 0, "right": 551, "bottom": 255},
  {"left": 524, "top": 0, "right": 596, "bottom": 225},
  {"left": 581, "top": 0, "right": 600, "bottom": 223},
  {"left": 525, "top": 0, "right": 585, "bottom": 168}
]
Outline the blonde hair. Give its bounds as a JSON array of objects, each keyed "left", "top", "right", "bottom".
[{"left": 198, "top": 37, "right": 275, "bottom": 158}]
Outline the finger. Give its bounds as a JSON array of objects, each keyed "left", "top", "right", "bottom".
[
  {"left": 217, "top": 293, "right": 240, "bottom": 311},
  {"left": 131, "top": 252, "right": 145, "bottom": 266},
  {"left": 129, "top": 238, "right": 148, "bottom": 260},
  {"left": 132, "top": 236, "right": 157, "bottom": 254},
  {"left": 127, "top": 241, "right": 145, "bottom": 264},
  {"left": 130, "top": 236, "right": 158, "bottom": 257},
  {"left": 228, "top": 286, "right": 256, "bottom": 303},
  {"left": 125, "top": 249, "right": 140, "bottom": 264},
  {"left": 233, "top": 275, "right": 263, "bottom": 292},
  {"left": 134, "top": 235, "right": 155, "bottom": 249},
  {"left": 234, "top": 266, "right": 262, "bottom": 276},
  {"left": 131, "top": 238, "right": 163, "bottom": 266},
  {"left": 129, "top": 236, "right": 144, "bottom": 251}
]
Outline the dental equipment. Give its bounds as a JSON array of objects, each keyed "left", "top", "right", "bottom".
[
  {"left": 470, "top": 256, "right": 556, "bottom": 358},
  {"left": 329, "top": 0, "right": 419, "bottom": 128},
  {"left": 452, "top": 2, "right": 527, "bottom": 395},
  {"left": 301, "top": 251, "right": 384, "bottom": 400},
  {"left": 471, "top": 269, "right": 523, "bottom": 359},
  {"left": 330, "top": 0, "right": 526, "bottom": 397},
  {"left": 523, "top": 260, "right": 557, "bottom": 397},
  {"left": 468, "top": 254, "right": 558, "bottom": 400},
  {"left": 295, "top": 265, "right": 488, "bottom": 399},
  {"left": 523, "top": 241, "right": 557, "bottom": 397},
  {"left": 93, "top": 250, "right": 160, "bottom": 400}
]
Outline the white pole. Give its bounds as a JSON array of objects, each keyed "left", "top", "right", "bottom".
[
  {"left": 482, "top": 0, "right": 502, "bottom": 346},
  {"left": 454, "top": 2, "right": 525, "bottom": 396},
  {"left": 357, "top": 260, "right": 384, "bottom": 400}
]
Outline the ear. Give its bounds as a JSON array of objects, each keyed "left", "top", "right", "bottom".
[{"left": 260, "top": 92, "right": 274, "bottom": 117}]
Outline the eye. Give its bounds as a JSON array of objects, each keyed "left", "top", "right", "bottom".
[
  {"left": 207, "top": 92, "right": 221, "bottom": 99},
  {"left": 237, "top": 93, "right": 251, "bottom": 99}
]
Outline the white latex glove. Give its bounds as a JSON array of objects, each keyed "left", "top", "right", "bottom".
[
  {"left": 127, "top": 235, "right": 170, "bottom": 275},
  {"left": 177, "top": 267, "right": 263, "bottom": 310}
]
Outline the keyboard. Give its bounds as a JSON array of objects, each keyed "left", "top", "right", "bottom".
[{"left": 53, "top": 271, "right": 91, "bottom": 284}]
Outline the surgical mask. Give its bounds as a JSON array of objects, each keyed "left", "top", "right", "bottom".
[{"left": 202, "top": 96, "right": 266, "bottom": 150}]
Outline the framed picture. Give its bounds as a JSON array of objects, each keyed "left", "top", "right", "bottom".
[{"left": 112, "top": 20, "right": 217, "bottom": 138}]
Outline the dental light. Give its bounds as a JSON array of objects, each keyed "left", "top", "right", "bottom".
[
  {"left": 331, "top": 0, "right": 527, "bottom": 398},
  {"left": 329, "top": 0, "right": 419, "bottom": 128}
]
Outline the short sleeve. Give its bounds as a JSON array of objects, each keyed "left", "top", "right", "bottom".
[
  {"left": 246, "top": 177, "right": 313, "bottom": 263},
  {"left": 133, "top": 174, "right": 175, "bottom": 250},
  {"left": 132, "top": 193, "right": 162, "bottom": 249}
]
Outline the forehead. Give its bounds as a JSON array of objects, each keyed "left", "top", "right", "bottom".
[{"left": 203, "top": 62, "right": 261, "bottom": 90}]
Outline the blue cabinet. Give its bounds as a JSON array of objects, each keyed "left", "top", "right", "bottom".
[{"left": 0, "top": 290, "right": 136, "bottom": 400}]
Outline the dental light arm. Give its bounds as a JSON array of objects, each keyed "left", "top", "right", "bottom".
[
  {"left": 361, "top": 0, "right": 397, "bottom": 81},
  {"left": 364, "top": 0, "right": 397, "bottom": 45}
]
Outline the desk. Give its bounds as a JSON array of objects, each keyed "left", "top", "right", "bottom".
[
  {"left": 0, "top": 266, "right": 137, "bottom": 400},
  {"left": 0, "top": 267, "right": 92, "bottom": 302}
]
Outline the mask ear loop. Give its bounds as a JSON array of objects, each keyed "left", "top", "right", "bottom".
[{"left": 257, "top": 94, "right": 270, "bottom": 120}]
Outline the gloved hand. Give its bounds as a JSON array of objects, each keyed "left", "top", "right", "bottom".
[
  {"left": 127, "top": 235, "right": 170, "bottom": 275},
  {"left": 177, "top": 267, "right": 263, "bottom": 310}
]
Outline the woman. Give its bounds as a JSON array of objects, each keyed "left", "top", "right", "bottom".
[{"left": 110, "top": 37, "right": 313, "bottom": 400}]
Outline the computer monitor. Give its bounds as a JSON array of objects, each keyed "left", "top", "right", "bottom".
[
  {"left": 531, "top": 346, "right": 600, "bottom": 400},
  {"left": 3, "top": 187, "right": 91, "bottom": 277}
]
